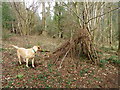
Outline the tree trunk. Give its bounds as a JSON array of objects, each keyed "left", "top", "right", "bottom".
[
  {"left": 109, "top": 4, "right": 112, "bottom": 48},
  {"left": 118, "top": 2, "right": 120, "bottom": 52},
  {"left": 42, "top": 2, "right": 46, "bottom": 35},
  {"left": 58, "top": 2, "right": 63, "bottom": 38}
]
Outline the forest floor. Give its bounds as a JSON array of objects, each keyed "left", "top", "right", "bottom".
[{"left": 1, "top": 35, "right": 119, "bottom": 88}]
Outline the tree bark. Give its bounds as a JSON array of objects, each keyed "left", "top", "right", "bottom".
[
  {"left": 118, "top": 2, "right": 120, "bottom": 52},
  {"left": 109, "top": 5, "right": 112, "bottom": 48},
  {"left": 42, "top": 2, "right": 46, "bottom": 35}
]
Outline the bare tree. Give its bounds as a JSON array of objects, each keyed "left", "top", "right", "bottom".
[
  {"left": 118, "top": 2, "right": 120, "bottom": 53},
  {"left": 10, "top": 1, "right": 39, "bottom": 35},
  {"left": 41, "top": 2, "right": 47, "bottom": 36}
]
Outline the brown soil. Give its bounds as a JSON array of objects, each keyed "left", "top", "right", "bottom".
[{"left": 2, "top": 35, "right": 119, "bottom": 88}]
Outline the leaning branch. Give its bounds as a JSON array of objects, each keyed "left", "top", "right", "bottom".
[
  {"left": 58, "top": 48, "right": 71, "bottom": 70},
  {"left": 86, "top": 7, "right": 119, "bottom": 24},
  {"left": 13, "top": 2, "right": 26, "bottom": 22},
  {"left": 62, "top": 2, "right": 85, "bottom": 24}
]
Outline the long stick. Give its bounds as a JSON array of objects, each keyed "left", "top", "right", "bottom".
[
  {"left": 58, "top": 48, "right": 71, "bottom": 70},
  {"left": 86, "top": 7, "right": 119, "bottom": 24}
]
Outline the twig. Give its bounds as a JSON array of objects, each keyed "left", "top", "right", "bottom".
[
  {"left": 58, "top": 48, "right": 71, "bottom": 70},
  {"left": 13, "top": 2, "right": 26, "bottom": 22},
  {"left": 86, "top": 7, "right": 119, "bottom": 24},
  {"left": 63, "top": 2, "right": 119, "bottom": 25},
  {"left": 62, "top": 2, "right": 85, "bottom": 24},
  {"left": 54, "top": 57, "right": 59, "bottom": 64}
]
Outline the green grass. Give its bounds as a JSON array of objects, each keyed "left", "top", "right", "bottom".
[
  {"left": 66, "top": 80, "right": 72, "bottom": 85},
  {"left": 2, "top": 32, "right": 14, "bottom": 40},
  {"left": 45, "top": 85, "right": 52, "bottom": 88},
  {"left": 87, "top": 80, "right": 93, "bottom": 84},
  {"left": 95, "top": 85, "right": 101, "bottom": 88},
  {"left": 37, "top": 73, "right": 48, "bottom": 81},
  {"left": 99, "top": 55, "right": 119, "bottom": 67},
  {"left": 17, "top": 82, "right": 21, "bottom": 85},
  {"left": 99, "top": 59, "right": 108, "bottom": 68},
  {"left": 111, "top": 60, "right": 120, "bottom": 64},
  {"left": 8, "top": 80, "right": 14, "bottom": 85},
  {"left": 0, "top": 59, "right": 3, "bottom": 63},
  {"left": 54, "top": 72, "right": 61, "bottom": 77},
  {"left": 31, "top": 75, "right": 36, "bottom": 80},
  {"left": 88, "top": 70, "right": 94, "bottom": 77},
  {"left": 47, "top": 64, "right": 53, "bottom": 73},
  {"left": 100, "top": 47, "right": 110, "bottom": 52},
  {"left": 98, "top": 51, "right": 103, "bottom": 55},
  {"left": 107, "top": 55, "right": 119, "bottom": 65},
  {"left": 16, "top": 74, "right": 24, "bottom": 79},
  {"left": 48, "top": 68, "right": 53, "bottom": 73},
  {"left": 0, "top": 48, "right": 7, "bottom": 52},
  {"left": 37, "top": 42, "right": 41, "bottom": 46},
  {"left": 25, "top": 44, "right": 32, "bottom": 48},
  {"left": 93, "top": 77, "right": 102, "bottom": 81},
  {"left": 100, "top": 46, "right": 117, "bottom": 53},
  {"left": 65, "top": 85, "right": 71, "bottom": 88},
  {"left": 79, "top": 68, "right": 89, "bottom": 77},
  {"left": 7, "top": 80, "right": 15, "bottom": 88},
  {"left": 100, "top": 59, "right": 108, "bottom": 64},
  {"left": 37, "top": 74, "right": 44, "bottom": 79},
  {"left": 108, "top": 55, "right": 118, "bottom": 60},
  {"left": 57, "top": 77, "right": 63, "bottom": 83},
  {"left": 5, "top": 85, "right": 10, "bottom": 88}
]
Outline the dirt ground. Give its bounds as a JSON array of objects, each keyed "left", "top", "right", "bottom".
[{"left": 2, "top": 35, "right": 119, "bottom": 88}]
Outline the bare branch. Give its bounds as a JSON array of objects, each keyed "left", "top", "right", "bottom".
[
  {"left": 86, "top": 7, "right": 119, "bottom": 24},
  {"left": 13, "top": 2, "right": 26, "bottom": 22},
  {"left": 58, "top": 48, "right": 71, "bottom": 70},
  {"left": 62, "top": 2, "right": 86, "bottom": 24}
]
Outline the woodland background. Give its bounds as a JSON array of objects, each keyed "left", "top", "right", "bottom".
[{"left": 1, "top": 1, "right": 120, "bottom": 88}]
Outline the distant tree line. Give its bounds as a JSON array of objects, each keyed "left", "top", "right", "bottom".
[{"left": 2, "top": 2, "right": 119, "bottom": 50}]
